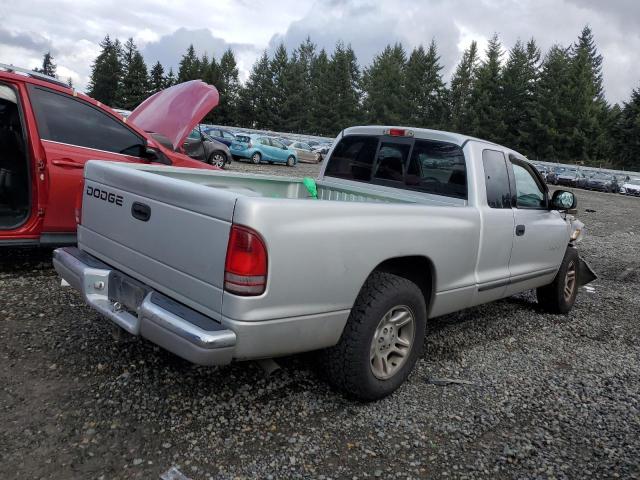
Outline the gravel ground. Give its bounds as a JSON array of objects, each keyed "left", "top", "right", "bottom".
[{"left": 1, "top": 162, "right": 639, "bottom": 479}]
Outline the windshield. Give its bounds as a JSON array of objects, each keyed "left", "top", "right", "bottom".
[
  {"left": 591, "top": 172, "right": 610, "bottom": 180},
  {"left": 629, "top": 178, "right": 640, "bottom": 186},
  {"left": 235, "top": 135, "right": 251, "bottom": 143}
]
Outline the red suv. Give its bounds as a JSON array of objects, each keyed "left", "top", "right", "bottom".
[{"left": 0, "top": 64, "right": 219, "bottom": 246}]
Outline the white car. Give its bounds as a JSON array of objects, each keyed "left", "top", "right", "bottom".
[{"left": 620, "top": 178, "right": 640, "bottom": 196}]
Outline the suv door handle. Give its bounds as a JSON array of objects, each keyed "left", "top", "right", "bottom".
[
  {"left": 515, "top": 224, "right": 526, "bottom": 236},
  {"left": 52, "top": 158, "right": 84, "bottom": 169}
]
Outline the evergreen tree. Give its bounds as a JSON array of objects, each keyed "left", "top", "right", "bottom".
[
  {"left": 216, "top": 49, "right": 241, "bottom": 126},
  {"left": 87, "top": 35, "right": 123, "bottom": 106},
  {"left": 448, "top": 41, "right": 479, "bottom": 133},
  {"left": 568, "top": 25, "right": 606, "bottom": 163},
  {"left": 293, "top": 38, "right": 316, "bottom": 132},
  {"left": 149, "top": 61, "right": 165, "bottom": 94},
  {"left": 237, "top": 52, "right": 275, "bottom": 129},
  {"left": 118, "top": 38, "right": 149, "bottom": 109},
  {"left": 529, "top": 45, "right": 574, "bottom": 160},
  {"left": 280, "top": 50, "right": 308, "bottom": 132},
  {"left": 616, "top": 86, "right": 640, "bottom": 169},
  {"left": 330, "top": 43, "right": 362, "bottom": 131},
  {"left": 270, "top": 43, "right": 290, "bottom": 131},
  {"left": 501, "top": 39, "right": 540, "bottom": 153},
  {"left": 405, "top": 40, "right": 447, "bottom": 129},
  {"left": 178, "top": 45, "right": 201, "bottom": 82},
  {"left": 309, "top": 49, "right": 335, "bottom": 135},
  {"left": 165, "top": 67, "right": 176, "bottom": 87},
  {"left": 34, "top": 51, "right": 57, "bottom": 77},
  {"left": 362, "top": 43, "right": 407, "bottom": 125},
  {"left": 467, "top": 34, "right": 505, "bottom": 142}
]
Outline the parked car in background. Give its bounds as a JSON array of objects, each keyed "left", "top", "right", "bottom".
[
  {"left": 312, "top": 143, "right": 332, "bottom": 160},
  {"left": 583, "top": 171, "right": 619, "bottom": 193},
  {"left": 202, "top": 126, "right": 236, "bottom": 147},
  {"left": 0, "top": 64, "right": 218, "bottom": 247},
  {"left": 182, "top": 128, "right": 232, "bottom": 168},
  {"left": 277, "top": 137, "right": 294, "bottom": 146},
  {"left": 619, "top": 178, "right": 640, "bottom": 196},
  {"left": 534, "top": 164, "right": 552, "bottom": 183},
  {"left": 289, "top": 141, "right": 321, "bottom": 163},
  {"left": 555, "top": 167, "right": 584, "bottom": 187},
  {"left": 230, "top": 134, "right": 298, "bottom": 166}
]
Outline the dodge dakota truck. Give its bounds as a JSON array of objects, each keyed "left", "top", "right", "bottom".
[{"left": 53, "top": 126, "right": 595, "bottom": 400}]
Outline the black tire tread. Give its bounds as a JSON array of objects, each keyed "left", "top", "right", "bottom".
[
  {"left": 321, "top": 271, "right": 425, "bottom": 401},
  {"left": 537, "top": 247, "right": 579, "bottom": 314}
]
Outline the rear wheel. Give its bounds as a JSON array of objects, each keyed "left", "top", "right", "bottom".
[
  {"left": 537, "top": 247, "right": 579, "bottom": 314},
  {"left": 286, "top": 156, "right": 296, "bottom": 167},
  {"left": 251, "top": 152, "right": 261, "bottom": 164},
  {"left": 320, "top": 271, "right": 427, "bottom": 401},
  {"left": 209, "top": 152, "right": 227, "bottom": 168}
]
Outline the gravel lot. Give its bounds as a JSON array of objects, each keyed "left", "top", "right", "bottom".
[{"left": 1, "top": 161, "right": 639, "bottom": 479}]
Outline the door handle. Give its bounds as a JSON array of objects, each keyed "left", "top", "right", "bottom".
[
  {"left": 515, "top": 224, "right": 526, "bottom": 236},
  {"left": 51, "top": 158, "right": 84, "bottom": 169}
]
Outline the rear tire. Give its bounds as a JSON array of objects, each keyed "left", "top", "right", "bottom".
[
  {"left": 320, "top": 271, "right": 427, "bottom": 401},
  {"left": 537, "top": 247, "right": 579, "bottom": 314},
  {"left": 286, "top": 156, "right": 296, "bottom": 167},
  {"left": 251, "top": 152, "right": 261, "bottom": 164},
  {"left": 209, "top": 152, "right": 227, "bottom": 168}
]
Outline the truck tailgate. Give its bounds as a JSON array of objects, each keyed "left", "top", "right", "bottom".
[{"left": 78, "top": 161, "right": 238, "bottom": 320}]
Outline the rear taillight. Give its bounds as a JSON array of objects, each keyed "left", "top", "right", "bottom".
[
  {"left": 224, "top": 225, "right": 267, "bottom": 296},
  {"left": 247, "top": 141, "right": 253, "bottom": 148},
  {"left": 74, "top": 184, "right": 83, "bottom": 225}
]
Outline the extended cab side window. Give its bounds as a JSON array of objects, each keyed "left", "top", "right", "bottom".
[
  {"left": 482, "top": 149, "right": 511, "bottom": 208},
  {"left": 405, "top": 140, "right": 467, "bottom": 199},
  {"left": 510, "top": 160, "right": 547, "bottom": 209},
  {"left": 27, "top": 86, "right": 144, "bottom": 156}
]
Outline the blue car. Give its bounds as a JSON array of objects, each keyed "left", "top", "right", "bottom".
[
  {"left": 201, "top": 126, "right": 236, "bottom": 147},
  {"left": 230, "top": 134, "right": 298, "bottom": 166}
]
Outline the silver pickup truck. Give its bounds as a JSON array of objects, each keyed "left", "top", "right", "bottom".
[{"left": 53, "top": 126, "right": 595, "bottom": 400}]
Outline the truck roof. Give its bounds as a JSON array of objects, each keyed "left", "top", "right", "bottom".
[{"left": 342, "top": 125, "right": 526, "bottom": 159}]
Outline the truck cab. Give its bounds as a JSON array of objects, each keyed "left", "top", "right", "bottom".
[{"left": 0, "top": 65, "right": 219, "bottom": 246}]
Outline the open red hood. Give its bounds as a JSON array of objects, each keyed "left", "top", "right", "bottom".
[{"left": 128, "top": 80, "right": 219, "bottom": 149}]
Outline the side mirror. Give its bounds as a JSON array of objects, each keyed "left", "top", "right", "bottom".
[
  {"left": 143, "top": 146, "right": 171, "bottom": 165},
  {"left": 550, "top": 190, "right": 576, "bottom": 211}
]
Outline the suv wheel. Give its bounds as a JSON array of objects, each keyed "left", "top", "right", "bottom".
[
  {"left": 251, "top": 152, "right": 261, "bottom": 164},
  {"left": 286, "top": 156, "right": 296, "bottom": 167}
]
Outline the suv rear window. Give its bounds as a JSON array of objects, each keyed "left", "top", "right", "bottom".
[{"left": 325, "top": 135, "right": 467, "bottom": 199}]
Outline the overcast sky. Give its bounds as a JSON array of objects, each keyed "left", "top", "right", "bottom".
[{"left": 1, "top": 0, "right": 638, "bottom": 104}]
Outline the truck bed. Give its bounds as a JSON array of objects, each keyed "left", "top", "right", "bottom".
[{"left": 78, "top": 161, "right": 478, "bottom": 340}]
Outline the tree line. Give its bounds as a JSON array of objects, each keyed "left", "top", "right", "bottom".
[{"left": 74, "top": 27, "right": 640, "bottom": 169}]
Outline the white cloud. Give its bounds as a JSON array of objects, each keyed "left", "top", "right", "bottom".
[{"left": 0, "top": 0, "right": 638, "bottom": 103}]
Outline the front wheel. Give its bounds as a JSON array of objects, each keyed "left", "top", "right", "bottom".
[
  {"left": 537, "top": 247, "right": 579, "bottom": 314},
  {"left": 251, "top": 152, "right": 262, "bottom": 164},
  {"left": 320, "top": 271, "right": 427, "bottom": 401},
  {"left": 286, "top": 156, "right": 296, "bottom": 167}
]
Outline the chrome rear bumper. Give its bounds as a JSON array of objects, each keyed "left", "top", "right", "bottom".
[{"left": 53, "top": 247, "right": 236, "bottom": 365}]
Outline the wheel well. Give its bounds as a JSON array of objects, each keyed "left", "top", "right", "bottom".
[{"left": 372, "top": 256, "right": 435, "bottom": 312}]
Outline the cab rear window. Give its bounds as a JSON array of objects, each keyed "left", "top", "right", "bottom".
[{"left": 325, "top": 135, "right": 467, "bottom": 199}]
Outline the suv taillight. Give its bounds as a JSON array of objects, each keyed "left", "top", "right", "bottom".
[
  {"left": 224, "top": 225, "right": 267, "bottom": 295},
  {"left": 74, "top": 184, "right": 83, "bottom": 225}
]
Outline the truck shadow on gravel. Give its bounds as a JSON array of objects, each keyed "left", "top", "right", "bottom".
[{"left": 0, "top": 247, "right": 55, "bottom": 274}]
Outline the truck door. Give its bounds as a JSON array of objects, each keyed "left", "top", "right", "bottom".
[
  {"left": 27, "top": 85, "right": 148, "bottom": 234},
  {"left": 506, "top": 156, "right": 568, "bottom": 295},
  {"left": 473, "top": 149, "right": 515, "bottom": 304}
]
